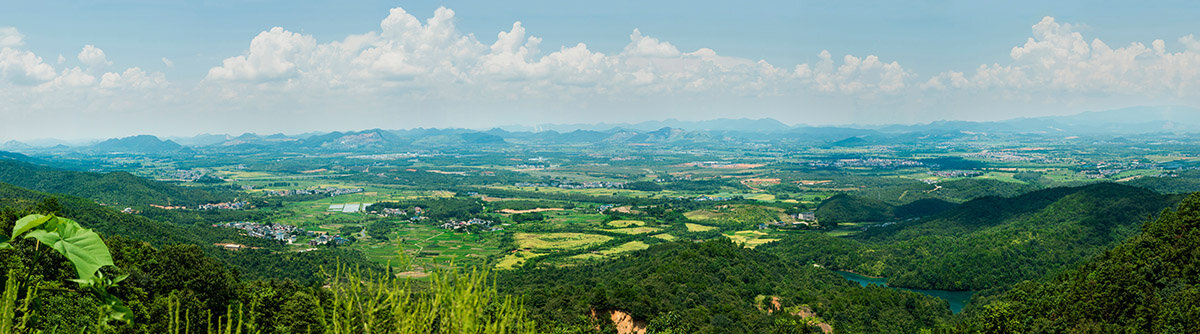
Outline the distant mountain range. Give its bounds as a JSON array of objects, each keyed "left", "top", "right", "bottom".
[{"left": 2, "top": 105, "right": 1198, "bottom": 154}]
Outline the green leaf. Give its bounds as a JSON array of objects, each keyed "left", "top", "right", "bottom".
[
  {"left": 12, "top": 214, "right": 52, "bottom": 238},
  {"left": 24, "top": 218, "right": 114, "bottom": 279}
]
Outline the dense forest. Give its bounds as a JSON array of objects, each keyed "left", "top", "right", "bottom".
[
  {"left": 958, "top": 192, "right": 1200, "bottom": 332},
  {"left": 0, "top": 159, "right": 233, "bottom": 206},
  {"left": 764, "top": 183, "right": 1180, "bottom": 290},
  {"left": 499, "top": 239, "right": 952, "bottom": 333}
]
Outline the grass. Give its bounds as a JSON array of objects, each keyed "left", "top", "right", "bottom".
[
  {"left": 685, "top": 223, "right": 718, "bottom": 232},
  {"left": 685, "top": 204, "right": 787, "bottom": 226},
  {"left": 606, "top": 220, "right": 645, "bottom": 227},
  {"left": 724, "top": 230, "right": 780, "bottom": 248},
  {"left": 652, "top": 233, "right": 677, "bottom": 241},
  {"left": 610, "top": 227, "right": 662, "bottom": 234},
  {"left": 567, "top": 241, "right": 651, "bottom": 261},
  {"left": 495, "top": 251, "right": 544, "bottom": 270},
  {"left": 513, "top": 232, "right": 612, "bottom": 250}
]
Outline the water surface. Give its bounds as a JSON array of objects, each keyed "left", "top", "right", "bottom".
[{"left": 835, "top": 271, "right": 974, "bottom": 314}]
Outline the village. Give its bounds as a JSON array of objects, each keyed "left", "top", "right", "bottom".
[{"left": 213, "top": 221, "right": 310, "bottom": 244}]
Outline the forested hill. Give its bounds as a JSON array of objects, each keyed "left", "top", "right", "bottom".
[
  {"left": 960, "top": 192, "right": 1200, "bottom": 332},
  {"left": 0, "top": 182, "right": 380, "bottom": 286},
  {"left": 0, "top": 182, "right": 266, "bottom": 248},
  {"left": 762, "top": 183, "right": 1180, "bottom": 291},
  {"left": 0, "top": 158, "right": 233, "bottom": 206},
  {"left": 499, "top": 239, "right": 952, "bottom": 333}
]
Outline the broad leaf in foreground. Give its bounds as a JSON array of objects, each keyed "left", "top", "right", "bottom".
[{"left": 24, "top": 217, "right": 114, "bottom": 279}]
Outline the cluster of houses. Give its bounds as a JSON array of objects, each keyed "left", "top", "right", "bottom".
[
  {"left": 372, "top": 206, "right": 428, "bottom": 222},
  {"left": 512, "top": 181, "right": 627, "bottom": 189},
  {"left": 928, "top": 170, "right": 983, "bottom": 178},
  {"left": 199, "top": 201, "right": 249, "bottom": 210},
  {"left": 262, "top": 187, "right": 364, "bottom": 197},
  {"left": 438, "top": 218, "right": 501, "bottom": 232},
  {"left": 156, "top": 169, "right": 207, "bottom": 182},
  {"left": 964, "top": 151, "right": 1056, "bottom": 163},
  {"left": 213, "top": 221, "right": 308, "bottom": 244},
  {"left": 308, "top": 234, "right": 351, "bottom": 246},
  {"left": 810, "top": 158, "right": 922, "bottom": 169},
  {"left": 596, "top": 204, "right": 616, "bottom": 213},
  {"left": 758, "top": 212, "right": 818, "bottom": 230},
  {"left": 692, "top": 195, "right": 732, "bottom": 202}
]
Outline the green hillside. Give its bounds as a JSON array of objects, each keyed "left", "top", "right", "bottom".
[
  {"left": 0, "top": 158, "right": 233, "bottom": 206},
  {"left": 763, "top": 183, "right": 1180, "bottom": 291},
  {"left": 500, "top": 239, "right": 952, "bottom": 333},
  {"left": 959, "top": 192, "right": 1200, "bottom": 332}
]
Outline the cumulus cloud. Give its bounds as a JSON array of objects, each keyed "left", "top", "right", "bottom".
[
  {"left": 0, "top": 49, "right": 58, "bottom": 85},
  {"left": 623, "top": 29, "right": 681, "bottom": 58},
  {"left": 796, "top": 50, "right": 911, "bottom": 95},
  {"left": 161, "top": 57, "right": 174, "bottom": 68},
  {"left": 100, "top": 67, "right": 168, "bottom": 89},
  {"left": 77, "top": 45, "right": 112, "bottom": 67},
  {"left": 0, "top": 27, "right": 23, "bottom": 48},
  {"left": 926, "top": 16, "right": 1200, "bottom": 97},
  {"left": 206, "top": 27, "right": 316, "bottom": 82},
  {"left": 204, "top": 6, "right": 909, "bottom": 102}
]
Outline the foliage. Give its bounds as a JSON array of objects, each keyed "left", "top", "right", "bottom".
[
  {"left": 0, "top": 214, "right": 131, "bottom": 328},
  {"left": 764, "top": 183, "right": 1179, "bottom": 290},
  {"left": 500, "top": 239, "right": 951, "bottom": 333},
  {"left": 957, "top": 192, "right": 1200, "bottom": 332},
  {"left": 0, "top": 159, "right": 234, "bottom": 206}
]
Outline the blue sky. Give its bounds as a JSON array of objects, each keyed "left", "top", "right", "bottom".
[{"left": 1, "top": 1, "right": 1198, "bottom": 140}]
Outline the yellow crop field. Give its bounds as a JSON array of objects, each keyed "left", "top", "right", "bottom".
[
  {"left": 514, "top": 232, "right": 612, "bottom": 250},
  {"left": 611, "top": 227, "right": 662, "bottom": 234},
  {"left": 607, "top": 220, "right": 645, "bottom": 227},
  {"left": 725, "top": 230, "right": 779, "bottom": 248}
]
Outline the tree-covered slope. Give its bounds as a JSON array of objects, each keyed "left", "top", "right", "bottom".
[
  {"left": 762, "top": 183, "right": 1179, "bottom": 290},
  {"left": 959, "top": 192, "right": 1200, "bottom": 333},
  {"left": 815, "top": 193, "right": 894, "bottom": 224},
  {"left": 0, "top": 158, "right": 232, "bottom": 206},
  {"left": 0, "top": 182, "right": 379, "bottom": 286},
  {"left": 500, "top": 239, "right": 952, "bottom": 333}
]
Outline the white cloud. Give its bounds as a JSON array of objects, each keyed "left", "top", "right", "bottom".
[
  {"left": 206, "top": 27, "right": 316, "bottom": 82},
  {"left": 0, "top": 48, "right": 58, "bottom": 84},
  {"left": 0, "top": 27, "right": 22, "bottom": 48},
  {"left": 161, "top": 57, "right": 174, "bottom": 68},
  {"left": 203, "top": 7, "right": 910, "bottom": 103},
  {"left": 623, "top": 29, "right": 681, "bottom": 58},
  {"left": 927, "top": 16, "right": 1200, "bottom": 98},
  {"left": 100, "top": 67, "right": 168, "bottom": 89},
  {"left": 77, "top": 45, "right": 112, "bottom": 67},
  {"left": 794, "top": 50, "right": 912, "bottom": 95}
]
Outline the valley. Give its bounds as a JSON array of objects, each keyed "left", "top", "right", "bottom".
[{"left": 2, "top": 115, "right": 1200, "bottom": 332}]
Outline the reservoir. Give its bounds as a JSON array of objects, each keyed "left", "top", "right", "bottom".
[{"left": 835, "top": 271, "right": 975, "bottom": 314}]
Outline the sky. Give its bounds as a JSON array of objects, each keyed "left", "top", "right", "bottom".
[{"left": 1, "top": 0, "right": 1198, "bottom": 141}]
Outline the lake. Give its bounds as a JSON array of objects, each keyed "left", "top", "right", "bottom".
[{"left": 835, "top": 271, "right": 975, "bottom": 314}]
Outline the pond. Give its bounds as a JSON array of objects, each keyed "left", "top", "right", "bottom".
[{"left": 835, "top": 271, "right": 975, "bottom": 314}]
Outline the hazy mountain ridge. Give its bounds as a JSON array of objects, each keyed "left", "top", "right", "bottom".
[{"left": 4, "top": 106, "right": 1199, "bottom": 153}]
